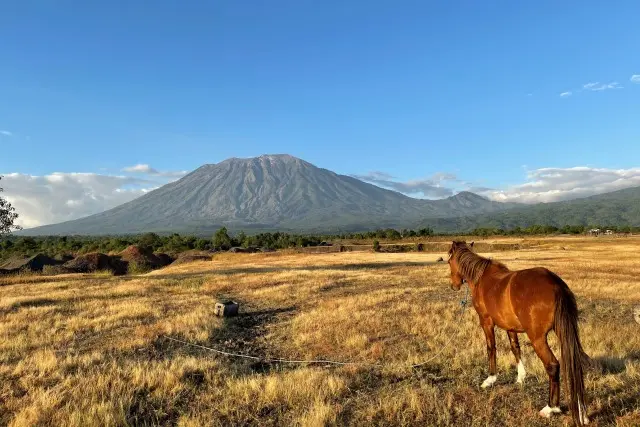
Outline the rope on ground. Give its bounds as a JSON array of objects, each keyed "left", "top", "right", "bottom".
[
  {"left": 162, "top": 335, "right": 383, "bottom": 366},
  {"left": 161, "top": 285, "right": 471, "bottom": 369}
]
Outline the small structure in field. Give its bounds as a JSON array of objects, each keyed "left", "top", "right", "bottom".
[
  {"left": 588, "top": 228, "right": 601, "bottom": 236},
  {"left": 215, "top": 301, "right": 239, "bottom": 317}
]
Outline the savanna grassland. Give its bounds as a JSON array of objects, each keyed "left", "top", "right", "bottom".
[{"left": 1, "top": 237, "right": 639, "bottom": 426}]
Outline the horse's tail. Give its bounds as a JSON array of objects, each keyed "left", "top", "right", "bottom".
[{"left": 554, "top": 283, "right": 590, "bottom": 426}]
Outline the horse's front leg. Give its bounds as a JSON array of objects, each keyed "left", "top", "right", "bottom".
[{"left": 481, "top": 317, "right": 497, "bottom": 388}]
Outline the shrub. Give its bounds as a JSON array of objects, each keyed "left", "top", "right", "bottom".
[
  {"left": 42, "top": 265, "right": 68, "bottom": 276},
  {"left": 94, "top": 269, "right": 115, "bottom": 277},
  {"left": 127, "top": 261, "right": 152, "bottom": 275},
  {"left": 373, "top": 240, "right": 380, "bottom": 252}
]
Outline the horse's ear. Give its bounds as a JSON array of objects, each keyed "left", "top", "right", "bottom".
[{"left": 469, "top": 241, "right": 474, "bottom": 248}]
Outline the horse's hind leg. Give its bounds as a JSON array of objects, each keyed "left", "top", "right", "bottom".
[
  {"left": 507, "top": 331, "right": 526, "bottom": 384},
  {"left": 529, "top": 333, "right": 561, "bottom": 418}
]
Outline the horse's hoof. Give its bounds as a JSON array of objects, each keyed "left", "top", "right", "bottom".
[
  {"left": 578, "top": 401, "right": 589, "bottom": 426},
  {"left": 539, "top": 406, "right": 561, "bottom": 418},
  {"left": 516, "top": 360, "right": 526, "bottom": 384},
  {"left": 481, "top": 375, "right": 497, "bottom": 388},
  {"left": 579, "top": 402, "right": 590, "bottom": 425}
]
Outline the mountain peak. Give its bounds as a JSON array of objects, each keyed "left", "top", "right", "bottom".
[
  {"left": 192, "top": 154, "right": 302, "bottom": 171},
  {"left": 453, "top": 191, "right": 489, "bottom": 201},
  {"left": 224, "top": 154, "right": 299, "bottom": 163}
]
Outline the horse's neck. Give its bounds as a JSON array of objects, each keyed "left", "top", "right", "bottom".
[{"left": 469, "top": 263, "right": 508, "bottom": 296}]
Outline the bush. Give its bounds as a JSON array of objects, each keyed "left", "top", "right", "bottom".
[
  {"left": 373, "top": 240, "right": 380, "bottom": 252},
  {"left": 94, "top": 269, "right": 115, "bottom": 277},
  {"left": 127, "top": 260, "right": 152, "bottom": 275},
  {"left": 42, "top": 265, "right": 69, "bottom": 276}
]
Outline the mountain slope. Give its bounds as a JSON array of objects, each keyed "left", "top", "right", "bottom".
[
  {"left": 418, "top": 186, "right": 640, "bottom": 232},
  {"left": 20, "top": 155, "right": 517, "bottom": 235}
]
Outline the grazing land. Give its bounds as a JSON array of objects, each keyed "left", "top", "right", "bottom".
[{"left": 1, "top": 237, "right": 639, "bottom": 426}]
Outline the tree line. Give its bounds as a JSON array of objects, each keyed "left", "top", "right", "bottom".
[
  {"left": 0, "top": 227, "right": 432, "bottom": 259},
  {"left": 2, "top": 224, "right": 638, "bottom": 261}
]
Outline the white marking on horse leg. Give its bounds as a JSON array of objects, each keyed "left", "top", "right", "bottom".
[
  {"left": 516, "top": 360, "right": 526, "bottom": 384},
  {"left": 481, "top": 375, "right": 497, "bottom": 388},
  {"left": 578, "top": 400, "right": 590, "bottom": 425},
  {"left": 539, "top": 406, "right": 562, "bottom": 418}
]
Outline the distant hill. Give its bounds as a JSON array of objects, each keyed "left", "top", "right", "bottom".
[
  {"left": 19, "top": 154, "right": 518, "bottom": 236},
  {"left": 418, "top": 186, "right": 640, "bottom": 232}
]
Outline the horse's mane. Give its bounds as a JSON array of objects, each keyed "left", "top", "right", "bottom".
[{"left": 453, "top": 245, "right": 508, "bottom": 284}]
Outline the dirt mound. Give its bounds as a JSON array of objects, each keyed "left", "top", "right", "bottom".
[
  {"left": 118, "top": 245, "right": 164, "bottom": 269},
  {"left": 0, "top": 256, "right": 29, "bottom": 270},
  {"left": 63, "top": 253, "right": 128, "bottom": 275},
  {"left": 228, "top": 246, "right": 260, "bottom": 253},
  {"left": 154, "top": 253, "right": 175, "bottom": 267},
  {"left": 172, "top": 251, "right": 213, "bottom": 265},
  {"left": 0, "top": 254, "right": 61, "bottom": 273}
]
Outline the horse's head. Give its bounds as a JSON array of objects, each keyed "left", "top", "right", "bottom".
[{"left": 447, "top": 240, "right": 473, "bottom": 291}]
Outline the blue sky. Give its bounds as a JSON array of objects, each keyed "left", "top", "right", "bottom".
[{"left": 1, "top": 1, "right": 640, "bottom": 226}]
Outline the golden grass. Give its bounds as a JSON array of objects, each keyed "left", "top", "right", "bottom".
[{"left": 1, "top": 237, "right": 639, "bottom": 426}]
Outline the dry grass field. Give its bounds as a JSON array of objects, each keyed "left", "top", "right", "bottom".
[{"left": 1, "top": 237, "right": 639, "bottom": 426}]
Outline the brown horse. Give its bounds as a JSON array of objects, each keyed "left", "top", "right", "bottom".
[{"left": 446, "top": 241, "right": 590, "bottom": 426}]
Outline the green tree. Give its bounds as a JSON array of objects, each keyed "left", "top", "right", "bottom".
[
  {"left": 139, "top": 232, "right": 161, "bottom": 250},
  {"left": 1, "top": 239, "right": 13, "bottom": 250},
  {"left": 195, "top": 238, "right": 210, "bottom": 250},
  {"left": 385, "top": 229, "right": 401, "bottom": 239},
  {"left": 417, "top": 227, "right": 433, "bottom": 237},
  {"left": 213, "top": 227, "right": 232, "bottom": 250},
  {"left": 0, "top": 176, "right": 21, "bottom": 236},
  {"left": 234, "top": 231, "right": 247, "bottom": 247}
]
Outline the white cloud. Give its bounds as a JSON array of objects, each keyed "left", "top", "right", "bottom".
[
  {"left": 0, "top": 130, "right": 13, "bottom": 137},
  {"left": 631, "top": 75, "right": 640, "bottom": 84},
  {"left": 352, "top": 171, "right": 458, "bottom": 198},
  {"left": 477, "top": 167, "right": 640, "bottom": 203},
  {"left": 560, "top": 91, "right": 572, "bottom": 97},
  {"left": 122, "top": 163, "right": 187, "bottom": 177},
  {"left": 123, "top": 164, "right": 158, "bottom": 174},
  {"left": 0, "top": 171, "right": 183, "bottom": 228},
  {"left": 582, "top": 81, "right": 622, "bottom": 91}
]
